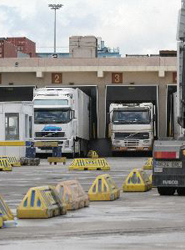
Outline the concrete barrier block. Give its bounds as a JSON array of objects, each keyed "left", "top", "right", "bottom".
[
  {"left": 17, "top": 185, "right": 67, "bottom": 219},
  {"left": 123, "top": 168, "right": 152, "bottom": 192},
  {"left": 56, "top": 180, "right": 89, "bottom": 210},
  {"left": 88, "top": 174, "right": 120, "bottom": 201}
]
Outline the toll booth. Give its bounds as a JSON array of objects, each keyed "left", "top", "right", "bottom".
[{"left": 0, "top": 102, "right": 34, "bottom": 158}]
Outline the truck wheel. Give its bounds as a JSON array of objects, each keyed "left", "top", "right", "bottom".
[
  {"left": 157, "top": 187, "right": 176, "bottom": 196},
  {"left": 177, "top": 188, "right": 185, "bottom": 196}
]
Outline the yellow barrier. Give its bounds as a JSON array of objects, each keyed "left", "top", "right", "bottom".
[
  {"left": 1, "top": 156, "right": 21, "bottom": 167},
  {"left": 88, "top": 174, "right": 120, "bottom": 201},
  {"left": 142, "top": 158, "right": 153, "bottom": 170},
  {"left": 0, "top": 211, "right": 3, "bottom": 228},
  {"left": 87, "top": 150, "right": 99, "bottom": 158},
  {"left": 34, "top": 141, "right": 58, "bottom": 147},
  {"left": 56, "top": 180, "right": 89, "bottom": 210},
  {"left": 17, "top": 185, "right": 67, "bottom": 219},
  {"left": 48, "top": 157, "right": 66, "bottom": 165},
  {"left": 0, "top": 158, "right": 12, "bottom": 171},
  {"left": 123, "top": 168, "right": 152, "bottom": 192},
  {"left": 0, "top": 194, "right": 14, "bottom": 221},
  {"left": 69, "top": 158, "right": 110, "bottom": 171},
  {"left": 0, "top": 141, "right": 25, "bottom": 146},
  {"left": 9, "top": 156, "right": 21, "bottom": 167}
]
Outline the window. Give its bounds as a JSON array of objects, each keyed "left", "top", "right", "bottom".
[
  {"left": 25, "top": 114, "right": 28, "bottom": 138},
  {"left": 34, "top": 109, "right": 71, "bottom": 124},
  {"left": 112, "top": 110, "right": 150, "bottom": 124},
  {"left": 29, "top": 116, "right": 32, "bottom": 138},
  {"left": 5, "top": 113, "right": 19, "bottom": 140}
]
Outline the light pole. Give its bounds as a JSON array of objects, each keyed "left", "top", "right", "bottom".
[{"left": 48, "top": 4, "right": 63, "bottom": 55}]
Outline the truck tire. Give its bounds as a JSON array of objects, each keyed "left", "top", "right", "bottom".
[
  {"left": 177, "top": 187, "right": 185, "bottom": 196},
  {"left": 157, "top": 187, "right": 176, "bottom": 196}
]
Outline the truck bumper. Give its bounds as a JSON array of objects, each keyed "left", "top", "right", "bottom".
[
  {"left": 153, "top": 174, "right": 185, "bottom": 187},
  {"left": 112, "top": 146, "right": 152, "bottom": 151}
]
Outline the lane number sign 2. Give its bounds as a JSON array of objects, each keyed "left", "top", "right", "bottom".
[{"left": 52, "top": 73, "right": 62, "bottom": 84}]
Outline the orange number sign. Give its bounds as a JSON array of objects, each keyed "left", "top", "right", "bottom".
[
  {"left": 112, "top": 73, "right": 123, "bottom": 83},
  {"left": 52, "top": 73, "right": 62, "bottom": 84}
]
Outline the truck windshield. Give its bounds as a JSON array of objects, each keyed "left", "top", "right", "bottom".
[
  {"left": 34, "top": 109, "right": 71, "bottom": 124},
  {"left": 112, "top": 110, "right": 150, "bottom": 124}
]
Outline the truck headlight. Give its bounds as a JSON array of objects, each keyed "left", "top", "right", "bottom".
[{"left": 143, "top": 140, "right": 150, "bottom": 144}]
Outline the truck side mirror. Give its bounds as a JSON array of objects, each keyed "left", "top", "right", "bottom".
[
  {"left": 153, "top": 114, "right": 156, "bottom": 121},
  {"left": 71, "top": 110, "right": 75, "bottom": 119}
]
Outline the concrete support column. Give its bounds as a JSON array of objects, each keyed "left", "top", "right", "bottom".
[{"left": 97, "top": 84, "right": 106, "bottom": 138}]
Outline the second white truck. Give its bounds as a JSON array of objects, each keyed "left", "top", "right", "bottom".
[
  {"left": 109, "top": 102, "right": 155, "bottom": 152},
  {"left": 33, "top": 87, "right": 90, "bottom": 157}
]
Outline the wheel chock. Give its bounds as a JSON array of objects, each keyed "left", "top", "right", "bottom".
[
  {"left": 17, "top": 185, "right": 67, "bottom": 219},
  {"left": 0, "top": 158, "right": 12, "bottom": 171},
  {"left": 69, "top": 158, "right": 110, "bottom": 171},
  {"left": 88, "top": 174, "right": 120, "bottom": 201},
  {"left": 0, "top": 194, "right": 14, "bottom": 221},
  {"left": 48, "top": 157, "right": 66, "bottom": 165},
  {"left": 123, "top": 168, "right": 152, "bottom": 192},
  {"left": 87, "top": 150, "right": 99, "bottom": 158},
  {"left": 56, "top": 180, "right": 89, "bottom": 210},
  {"left": 142, "top": 158, "right": 153, "bottom": 170}
]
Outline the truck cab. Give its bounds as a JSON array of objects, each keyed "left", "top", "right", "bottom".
[
  {"left": 109, "top": 103, "right": 154, "bottom": 152},
  {"left": 33, "top": 88, "right": 89, "bottom": 156}
]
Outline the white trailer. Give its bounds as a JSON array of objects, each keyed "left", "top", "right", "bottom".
[
  {"left": 33, "top": 87, "right": 90, "bottom": 157},
  {"left": 0, "top": 102, "right": 34, "bottom": 158},
  {"left": 109, "top": 102, "right": 155, "bottom": 152}
]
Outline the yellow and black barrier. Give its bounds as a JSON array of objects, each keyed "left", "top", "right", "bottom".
[
  {"left": 1, "top": 156, "right": 21, "bottom": 167},
  {"left": 87, "top": 150, "right": 99, "bottom": 158},
  {"left": 0, "top": 194, "right": 14, "bottom": 221},
  {"left": 69, "top": 158, "right": 110, "bottom": 171},
  {"left": 123, "top": 168, "right": 152, "bottom": 192},
  {"left": 17, "top": 185, "right": 67, "bottom": 219},
  {"left": 142, "top": 158, "right": 153, "bottom": 170},
  {"left": 88, "top": 174, "right": 120, "bottom": 201},
  {"left": 8, "top": 156, "right": 21, "bottom": 167},
  {"left": 56, "top": 180, "right": 89, "bottom": 210},
  {"left": 48, "top": 157, "right": 66, "bottom": 165},
  {"left": 0, "top": 158, "right": 12, "bottom": 171}
]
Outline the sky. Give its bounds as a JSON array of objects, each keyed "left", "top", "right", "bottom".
[{"left": 0, "top": 0, "right": 181, "bottom": 56}]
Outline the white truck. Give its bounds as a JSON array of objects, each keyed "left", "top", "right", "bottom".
[
  {"left": 33, "top": 87, "right": 90, "bottom": 157},
  {"left": 153, "top": 0, "right": 185, "bottom": 195},
  {"left": 109, "top": 103, "right": 155, "bottom": 152}
]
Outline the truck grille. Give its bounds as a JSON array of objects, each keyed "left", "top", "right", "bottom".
[
  {"left": 35, "top": 132, "right": 65, "bottom": 138},
  {"left": 125, "top": 140, "right": 139, "bottom": 147},
  {"left": 115, "top": 132, "right": 149, "bottom": 140}
]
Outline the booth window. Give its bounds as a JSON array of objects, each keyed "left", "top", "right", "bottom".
[
  {"left": 5, "top": 113, "right": 19, "bottom": 140},
  {"left": 29, "top": 116, "right": 32, "bottom": 138},
  {"left": 25, "top": 114, "right": 28, "bottom": 138}
]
